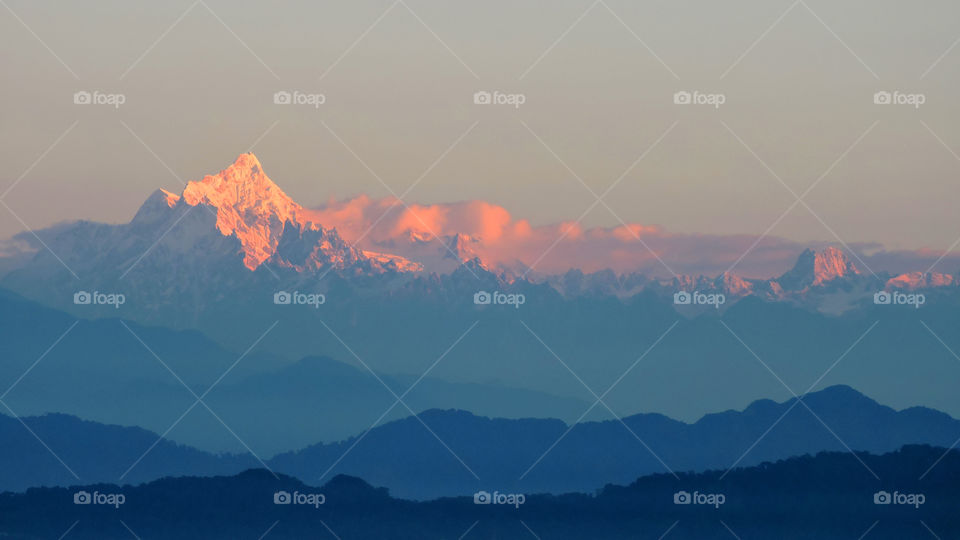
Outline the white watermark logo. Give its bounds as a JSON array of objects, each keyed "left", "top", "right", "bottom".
[
  {"left": 473, "top": 490, "right": 525, "bottom": 508},
  {"left": 73, "top": 90, "right": 126, "bottom": 108},
  {"left": 74, "top": 290, "right": 125, "bottom": 309},
  {"left": 273, "top": 490, "right": 325, "bottom": 508},
  {"left": 873, "top": 91, "right": 925, "bottom": 108},
  {"left": 673, "top": 490, "right": 725, "bottom": 508},
  {"left": 273, "top": 90, "right": 326, "bottom": 108},
  {"left": 873, "top": 290, "right": 924, "bottom": 308},
  {"left": 673, "top": 90, "right": 725, "bottom": 109},
  {"left": 473, "top": 90, "right": 526, "bottom": 109},
  {"left": 474, "top": 290, "right": 525, "bottom": 309},
  {"left": 74, "top": 490, "right": 125, "bottom": 508},
  {"left": 873, "top": 490, "right": 925, "bottom": 508},
  {"left": 673, "top": 291, "right": 725, "bottom": 308},
  {"left": 274, "top": 291, "right": 325, "bottom": 308}
]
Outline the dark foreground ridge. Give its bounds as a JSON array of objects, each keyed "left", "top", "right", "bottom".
[{"left": 2, "top": 445, "right": 958, "bottom": 539}]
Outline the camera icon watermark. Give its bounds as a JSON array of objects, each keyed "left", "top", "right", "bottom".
[
  {"left": 673, "top": 290, "right": 724, "bottom": 308},
  {"left": 273, "top": 90, "right": 325, "bottom": 108},
  {"left": 873, "top": 91, "right": 925, "bottom": 108},
  {"left": 473, "top": 290, "right": 525, "bottom": 309},
  {"left": 73, "top": 290, "right": 125, "bottom": 309},
  {"left": 73, "top": 90, "right": 126, "bottom": 108},
  {"left": 274, "top": 290, "right": 325, "bottom": 308},
  {"left": 73, "top": 490, "right": 125, "bottom": 508},
  {"left": 673, "top": 90, "right": 725, "bottom": 108},
  {"left": 873, "top": 490, "right": 925, "bottom": 508},
  {"left": 873, "top": 290, "right": 924, "bottom": 308},
  {"left": 273, "top": 490, "right": 325, "bottom": 508},
  {"left": 673, "top": 490, "right": 725, "bottom": 508},
  {"left": 473, "top": 490, "right": 525, "bottom": 508},
  {"left": 473, "top": 90, "right": 526, "bottom": 109}
]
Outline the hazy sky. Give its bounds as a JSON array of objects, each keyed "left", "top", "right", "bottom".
[{"left": 2, "top": 0, "right": 959, "bottom": 261}]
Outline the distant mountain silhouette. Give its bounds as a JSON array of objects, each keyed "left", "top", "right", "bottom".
[
  {"left": 10, "top": 257, "right": 959, "bottom": 434},
  {"left": 269, "top": 385, "right": 960, "bottom": 498},
  {"left": 0, "top": 412, "right": 255, "bottom": 492},
  {"left": 200, "top": 355, "right": 588, "bottom": 454},
  {"left": 2, "top": 445, "right": 958, "bottom": 539},
  {"left": 3, "top": 386, "right": 958, "bottom": 501},
  {"left": 0, "top": 287, "right": 587, "bottom": 454}
]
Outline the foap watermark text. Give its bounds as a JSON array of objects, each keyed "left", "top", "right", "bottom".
[
  {"left": 674, "top": 490, "right": 725, "bottom": 508},
  {"left": 74, "top": 290, "right": 125, "bottom": 309},
  {"left": 74, "top": 490, "right": 125, "bottom": 508},
  {"left": 474, "top": 90, "right": 526, "bottom": 108},
  {"left": 673, "top": 90, "right": 725, "bottom": 108},
  {"left": 474, "top": 290, "right": 525, "bottom": 308},
  {"left": 74, "top": 90, "right": 126, "bottom": 108},
  {"left": 874, "top": 291, "right": 924, "bottom": 308},
  {"left": 874, "top": 490, "right": 925, "bottom": 508},
  {"left": 274, "top": 291, "right": 325, "bottom": 308},
  {"left": 474, "top": 490, "right": 525, "bottom": 508},
  {"left": 674, "top": 291, "right": 725, "bottom": 308},
  {"left": 274, "top": 90, "right": 326, "bottom": 108},
  {"left": 274, "top": 490, "right": 325, "bottom": 508},
  {"left": 873, "top": 91, "right": 925, "bottom": 108}
]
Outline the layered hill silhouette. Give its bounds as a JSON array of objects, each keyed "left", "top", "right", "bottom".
[
  {"left": 0, "top": 154, "right": 957, "bottom": 536},
  {"left": 4, "top": 278, "right": 960, "bottom": 459},
  {"left": 6, "top": 265, "right": 960, "bottom": 436},
  {"left": 0, "top": 412, "right": 255, "bottom": 492},
  {"left": 2, "top": 445, "right": 958, "bottom": 539},
  {"left": 0, "top": 287, "right": 587, "bottom": 454},
  {"left": 269, "top": 385, "right": 960, "bottom": 498},
  {"left": 3, "top": 385, "right": 958, "bottom": 500}
]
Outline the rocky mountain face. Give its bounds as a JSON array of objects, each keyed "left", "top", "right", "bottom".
[
  {"left": 777, "top": 247, "right": 860, "bottom": 290},
  {"left": 162, "top": 153, "right": 420, "bottom": 274},
  {"left": 0, "top": 155, "right": 426, "bottom": 326}
]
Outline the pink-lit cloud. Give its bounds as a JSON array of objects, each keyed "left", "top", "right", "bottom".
[{"left": 308, "top": 196, "right": 960, "bottom": 278}]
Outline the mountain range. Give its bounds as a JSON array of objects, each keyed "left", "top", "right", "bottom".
[
  {"left": 0, "top": 154, "right": 959, "bottom": 431},
  {"left": 3, "top": 445, "right": 958, "bottom": 539},
  {"left": 3, "top": 385, "right": 958, "bottom": 500},
  {"left": 1, "top": 153, "right": 956, "bottom": 312},
  {"left": 268, "top": 384, "right": 960, "bottom": 498},
  {"left": 1, "top": 153, "right": 960, "bottom": 453},
  {"left": 4, "top": 269, "right": 960, "bottom": 444}
]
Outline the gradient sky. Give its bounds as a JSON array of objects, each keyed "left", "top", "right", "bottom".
[{"left": 1, "top": 0, "right": 959, "bottom": 266}]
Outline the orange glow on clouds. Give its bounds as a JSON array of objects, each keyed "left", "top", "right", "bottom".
[{"left": 307, "top": 196, "right": 677, "bottom": 274}]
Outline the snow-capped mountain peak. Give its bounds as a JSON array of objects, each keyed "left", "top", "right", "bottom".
[
  {"left": 124, "top": 153, "right": 422, "bottom": 275},
  {"left": 811, "top": 246, "right": 859, "bottom": 284},
  {"left": 178, "top": 153, "right": 307, "bottom": 269},
  {"left": 886, "top": 271, "right": 955, "bottom": 290},
  {"left": 778, "top": 247, "right": 860, "bottom": 290}
]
